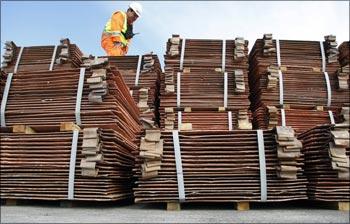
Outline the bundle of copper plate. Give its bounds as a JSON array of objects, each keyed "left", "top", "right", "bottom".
[
  {"left": 0, "top": 67, "right": 141, "bottom": 141},
  {"left": 0, "top": 127, "right": 137, "bottom": 201},
  {"left": 249, "top": 35, "right": 339, "bottom": 75},
  {"left": 1, "top": 38, "right": 83, "bottom": 73},
  {"left": 252, "top": 105, "right": 346, "bottom": 134},
  {"left": 134, "top": 128, "right": 307, "bottom": 203},
  {"left": 249, "top": 69, "right": 349, "bottom": 110}
]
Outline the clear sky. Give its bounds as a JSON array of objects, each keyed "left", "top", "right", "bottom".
[{"left": 1, "top": 1, "right": 349, "bottom": 66}]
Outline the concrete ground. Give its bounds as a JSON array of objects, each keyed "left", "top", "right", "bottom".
[{"left": 1, "top": 200, "right": 349, "bottom": 223}]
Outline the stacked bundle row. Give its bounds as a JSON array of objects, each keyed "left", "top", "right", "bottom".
[
  {"left": 0, "top": 127, "right": 137, "bottom": 201},
  {"left": 160, "top": 35, "right": 251, "bottom": 131},
  {"left": 134, "top": 128, "right": 307, "bottom": 203}
]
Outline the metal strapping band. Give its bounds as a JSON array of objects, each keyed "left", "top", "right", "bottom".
[
  {"left": 257, "top": 130, "right": 267, "bottom": 201},
  {"left": 14, "top": 47, "right": 24, "bottom": 73},
  {"left": 177, "top": 72, "right": 181, "bottom": 107},
  {"left": 278, "top": 70, "right": 284, "bottom": 106},
  {"left": 68, "top": 129, "right": 79, "bottom": 200},
  {"left": 224, "top": 72, "right": 228, "bottom": 108},
  {"left": 320, "top": 41, "right": 326, "bottom": 72},
  {"left": 228, "top": 111, "right": 233, "bottom": 131},
  {"left": 328, "top": 110, "right": 335, "bottom": 125},
  {"left": 103, "top": 31, "right": 122, "bottom": 36},
  {"left": 180, "top": 38, "right": 186, "bottom": 71},
  {"left": 276, "top": 39, "right": 281, "bottom": 67},
  {"left": 178, "top": 111, "right": 182, "bottom": 131},
  {"left": 172, "top": 130, "right": 186, "bottom": 202},
  {"left": 75, "top": 68, "right": 86, "bottom": 125},
  {"left": 135, "top": 55, "right": 142, "bottom": 86},
  {"left": 222, "top": 39, "right": 226, "bottom": 72},
  {"left": 281, "top": 109, "right": 286, "bottom": 127},
  {"left": 1, "top": 73, "right": 13, "bottom": 127},
  {"left": 49, "top": 45, "right": 58, "bottom": 71},
  {"left": 323, "top": 72, "right": 332, "bottom": 107}
]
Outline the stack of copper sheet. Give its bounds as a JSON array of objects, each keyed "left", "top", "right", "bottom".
[
  {"left": 0, "top": 127, "right": 137, "bottom": 201},
  {"left": 134, "top": 129, "right": 307, "bottom": 203},
  {"left": 298, "top": 124, "right": 350, "bottom": 201},
  {"left": 249, "top": 69, "right": 349, "bottom": 110},
  {"left": 160, "top": 35, "right": 251, "bottom": 131},
  {"left": 249, "top": 37, "right": 339, "bottom": 75},
  {"left": 0, "top": 67, "right": 141, "bottom": 142},
  {"left": 99, "top": 54, "right": 161, "bottom": 127},
  {"left": 164, "top": 37, "right": 249, "bottom": 73},
  {"left": 1, "top": 38, "right": 82, "bottom": 73},
  {"left": 338, "top": 41, "right": 349, "bottom": 67},
  {"left": 248, "top": 35, "right": 348, "bottom": 111},
  {"left": 252, "top": 105, "right": 346, "bottom": 134},
  {"left": 160, "top": 70, "right": 250, "bottom": 109}
]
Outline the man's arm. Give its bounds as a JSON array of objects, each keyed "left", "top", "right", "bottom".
[{"left": 110, "top": 12, "right": 125, "bottom": 44}]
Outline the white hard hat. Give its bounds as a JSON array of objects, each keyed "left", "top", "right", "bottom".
[{"left": 129, "top": 2, "right": 142, "bottom": 17}]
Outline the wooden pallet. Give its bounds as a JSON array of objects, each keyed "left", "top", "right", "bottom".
[
  {"left": 165, "top": 201, "right": 348, "bottom": 211},
  {"left": 1, "top": 198, "right": 134, "bottom": 208},
  {"left": 166, "top": 202, "right": 250, "bottom": 211}
]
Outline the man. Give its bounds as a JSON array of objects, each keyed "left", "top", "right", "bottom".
[{"left": 101, "top": 2, "right": 142, "bottom": 56}]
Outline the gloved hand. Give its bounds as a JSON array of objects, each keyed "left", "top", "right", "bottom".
[{"left": 124, "top": 24, "right": 136, "bottom": 39}]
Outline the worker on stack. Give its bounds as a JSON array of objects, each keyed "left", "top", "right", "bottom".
[{"left": 101, "top": 2, "right": 142, "bottom": 56}]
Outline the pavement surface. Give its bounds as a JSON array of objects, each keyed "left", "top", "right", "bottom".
[{"left": 1, "top": 201, "right": 349, "bottom": 223}]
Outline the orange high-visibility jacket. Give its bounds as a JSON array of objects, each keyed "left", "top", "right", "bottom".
[{"left": 101, "top": 11, "right": 131, "bottom": 56}]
